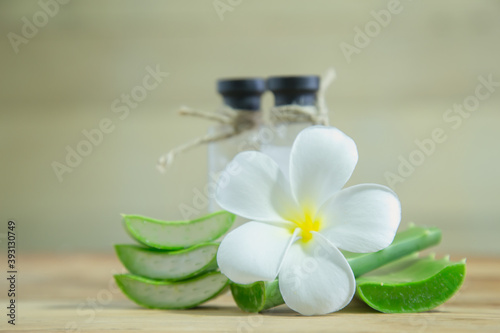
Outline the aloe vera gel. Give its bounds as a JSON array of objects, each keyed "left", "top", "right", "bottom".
[
  {"left": 115, "top": 272, "right": 229, "bottom": 309},
  {"left": 115, "top": 243, "right": 219, "bottom": 281},
  {"left": 122, "top": 211, "right": 235, "bottom": 250}
]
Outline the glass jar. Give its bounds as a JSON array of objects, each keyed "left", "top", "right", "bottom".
[
  {"left": 207, "top": 78, "right": 265, "bottom": 212},
  {"left": 260, "top": 76, "right": 320, "bottom": 178}
]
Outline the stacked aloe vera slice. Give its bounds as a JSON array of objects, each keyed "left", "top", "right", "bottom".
[{"left": 114, "top": 211, "right": 235, "bottom": 309}]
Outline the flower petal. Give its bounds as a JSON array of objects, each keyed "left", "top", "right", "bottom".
[
  {"left": 216, "top": 151, "right": 300, "bottom": 223},
  {"left": 289, "top": 126, "right": 358, "bottom": 212},
  {"left": 319, "top": 184, "right": 401, "bottom": 253},
  {"left": 278, "top": 233, "right": 355, "bottom": 315},
  {"left": 217, "top": 221, "right": 297, "bottom": 284}
]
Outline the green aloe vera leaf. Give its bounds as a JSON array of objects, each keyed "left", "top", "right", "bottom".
[
  {"left": 115, "top": 271, "right": 229, "bottom": 309},
  {"left": 356, "top": 255, "right": 466, "bottom": 313},
  {"left": 122, "top": 210, "right": 235, "bottom": 250},
  {"left": 115, "top": 243, "right": 219, "bottom": 281},
  {"left": 230, "top": 225, "right": 442, "bottom": 312}
]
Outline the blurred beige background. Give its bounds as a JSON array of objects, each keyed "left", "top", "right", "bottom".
[{"left": 1, "top": 0, "right": 499, "bottom": 255}]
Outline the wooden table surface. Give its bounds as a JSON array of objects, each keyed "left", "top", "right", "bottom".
[{"left": 1, "top": 254, "right": 499, "bottom": 332}]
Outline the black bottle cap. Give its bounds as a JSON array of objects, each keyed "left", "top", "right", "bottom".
[
  {"left": 217, "top": 78, "right": 266, "bottom": 111},
  {"left": 267, "top": 76, "right": 320, "bottom": 106}
]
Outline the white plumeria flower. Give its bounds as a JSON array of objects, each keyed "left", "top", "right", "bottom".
[{"left": 216, "top": 126, "right": 401, "bottom": 315}]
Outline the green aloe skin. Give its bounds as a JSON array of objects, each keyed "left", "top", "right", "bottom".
[
  {"left": 122, "top": 210, "right": 235, "bottom": 250},
  {"left": 230, "top": 225, "right": 454, "bottom": 313}
]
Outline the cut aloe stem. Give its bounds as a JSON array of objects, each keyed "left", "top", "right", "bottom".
[
  {"left": 115, "top": 243, "right": 219, "bottom": 281},
  {"left": 115, "top": 271, "right": 229, "bottom": 309},
  {"left": 230, "top": 278, "right": 284, "bottom": 313},
  {"left": 231, "top": 225, "right": 442, "bottom": 312},
  {"left": 122, "top": 210, "right": 235, "bottom": 250},
  {"left": 356, "top": 254, "right": 466, "bottom": 313}
]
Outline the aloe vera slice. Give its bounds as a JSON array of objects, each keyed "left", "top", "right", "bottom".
[
  {"left": 230, "top": 225, "right": 442, "bottom": 312},
  {"left": 115, "top": 243, "right": 219, "bottom": 281},
  {"left": 115, "top": 272, "right": 229, "bottom": 309},
  {"left": 356, "top": 255, "right": 466, "bottom": 313},
  {"left": 123, "top": 211, "right": 235, "bottom": 250}
]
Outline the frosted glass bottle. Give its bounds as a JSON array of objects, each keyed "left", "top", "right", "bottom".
[
  {"left": 260, "top": 76, "right": 320, "bottom": 178},
  {"left": 207, "top": 78, "right": 265, "bottom": 212}
]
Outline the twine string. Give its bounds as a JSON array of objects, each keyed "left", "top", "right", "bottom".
[{"left": 156, "top": 106, "right": 261, "bottom": 173}]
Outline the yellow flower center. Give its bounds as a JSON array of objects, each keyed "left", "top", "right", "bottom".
[{"left": 291, "top": 210, "right": 322, "bottom": 243}]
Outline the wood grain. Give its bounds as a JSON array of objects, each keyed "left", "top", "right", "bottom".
[{"left": 1, "top": 254, "right": 499, "bottom": 332}]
